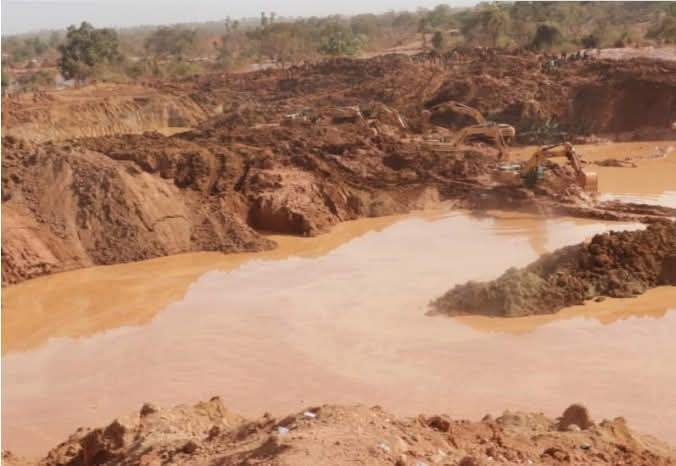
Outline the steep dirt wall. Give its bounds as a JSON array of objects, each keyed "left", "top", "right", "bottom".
[
  {"left": 0, "top": 136, "right": 272, "bottom": 285},
  {"left": 571, "top": 79, "right": 676, "bottom": 136}
]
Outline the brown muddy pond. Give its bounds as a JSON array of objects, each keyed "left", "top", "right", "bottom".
[{"left": 3, "top": 210, "right": 676, "bottom": 457}]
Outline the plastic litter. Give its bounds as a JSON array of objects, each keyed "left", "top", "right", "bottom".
[{"left": 377, "top": 442, "right": 391, "bottom": 453}]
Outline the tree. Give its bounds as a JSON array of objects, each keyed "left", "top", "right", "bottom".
[
  {"left": 144, "top": 26, "right": 197, "bottom": 60},
  {"left": 483, "top": 5, "right": 510, "bottom": 47},
  {"left": 432, "top": 30, "right": 445, "bottom": 50},
  {"left": 318, "top": 23, "right": 367, "bottom": 56},
  {"left": 646, "top": 13, "right": 676, "bottom": 43},
  {"left": 1, "top": 68, "right": 10, "bottom": 94},
  {"left": 531, "top": 23, "right": 562, "bottom": 50},
  {"left": 418, "top": 18, "right": 430, "bottom": 48},
  {"left": 581, "top": 34, "right": 600, "bottom": 49},
  {"left": 57, "top": 22, "right": 121, "bottom": 81},
  {"left": 458, "top": 4, "right": 510, "bottom": 47}
]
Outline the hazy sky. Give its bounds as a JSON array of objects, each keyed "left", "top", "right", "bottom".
[{"left": 2, "top": 0, "right": 475, "bottom": 35}]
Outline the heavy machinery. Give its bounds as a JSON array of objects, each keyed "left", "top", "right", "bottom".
[
  {"left": 424, "top": 101, "right": 516, "bottom": 158},
  {"left": 496, "top": 142, "right": 598, "bottom": 192}
]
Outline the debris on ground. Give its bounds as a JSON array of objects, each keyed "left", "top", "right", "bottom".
[
  {"left": 4, "top": 398, "right": 674, "bottom": 465},
  {"left": 3, "top": 50, "right": 676, "bottom": 285}
]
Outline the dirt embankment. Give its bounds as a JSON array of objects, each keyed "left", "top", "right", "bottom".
[
  {"left": 1, "top": 135, "right": 273, "bottom": 285},
  {"left": 431, "top": 222, "right": 676, "bottom": 318},
  {"left": 1, "top": 83, "right": 214, "bottom": 143},
  {"left": 3, "top": 398, "right": 674, "bottom": 466},
  {"left": 2, "top": 51, "right": 676, "bottom": 285}
]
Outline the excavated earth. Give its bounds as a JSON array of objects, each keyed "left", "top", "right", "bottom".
[
  {"left": 431, "top": 221, "right": 676, "bottom": 317},
  {"left": 2, "top": 50, "right": 676, "bottom": 285},
  {"left": 3, "top": 398, "right": 675, "bottom": 466}
]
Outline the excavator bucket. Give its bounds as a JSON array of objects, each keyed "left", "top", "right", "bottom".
[{"left": 579, "top": 171, "right": 598, "bottom": 193}]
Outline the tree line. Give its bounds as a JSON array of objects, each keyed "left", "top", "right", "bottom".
[{"left": 2, "top": 2, "right": 675, "bottom": 88}]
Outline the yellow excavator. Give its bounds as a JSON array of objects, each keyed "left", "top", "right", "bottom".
[
  {"left": 425, "top": 101, "right": 516, "bottom": 159},
  {"left": 517, "top": 142, "right": 598, "bottom": 192}
]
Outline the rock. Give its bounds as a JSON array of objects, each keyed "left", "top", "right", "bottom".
[
  {"left": 395, "top": 453, "right": 408, "bottom": 466},
  {"left": 459, "top": 457, "right": 480, "bottom": 466},
  {"left": 181, "top": 440, "right": 199, "bottom": 454},
  {"left": 426, "top": 416, "right": 451, "bottom": 432}
]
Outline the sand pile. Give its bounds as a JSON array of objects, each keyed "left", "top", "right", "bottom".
[
  {"left": 431, "top": 221, "right": 676, "bottom": 317},
  {"left": 3, "top": 398, "right": 674, "bottom": 466}
]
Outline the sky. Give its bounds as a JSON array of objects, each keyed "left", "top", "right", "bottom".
[{"left": 1, "top": 0, "right": 475, "bottom": 35}]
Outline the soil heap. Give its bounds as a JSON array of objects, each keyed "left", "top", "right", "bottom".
[
  {"left": 3, "top": 398, "right": 675, "bottom": 465},
  {"left": 3, "top": 50, "right": 676, "bottom": 284},
  {"left": 431, "top": 221, "right": 676, "bottom": 317}
]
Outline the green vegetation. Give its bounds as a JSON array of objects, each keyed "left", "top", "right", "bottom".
[
  {"left": 1, "top": 2, "right": 672, "bottom": 89},
  {"left": 57, "top": 22, "right": 121, "bottom": 81},
  {"left": 1, "top": 68, "right": 10, "bottom": 92},
  {"left": 144, "top": 26, "right": 197, "bottom": 60},
  {"left": 318, "top": 23, "right": 367, "bottom": 56}
]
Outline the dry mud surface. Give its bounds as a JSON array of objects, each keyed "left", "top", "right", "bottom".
[
  {"left": 432, "top": 221, "right": 676, "bottom": 317},
  {"left": 3, "top": 399, "right": 675, "bottom": 466},
  {"left": 3, "top": 50, "right": 676, "bottom": 285}
]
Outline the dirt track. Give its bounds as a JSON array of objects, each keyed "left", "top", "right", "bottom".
[
  {"left": 3, "top": 398, "right": 674, "bottom": 466},
  {"left": 2, "top": 50, "right": 676, "bottom": 285}
]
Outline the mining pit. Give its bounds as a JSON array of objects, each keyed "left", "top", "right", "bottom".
[{"left": 2, "top": 49, "right": 675, "bottom": 463}]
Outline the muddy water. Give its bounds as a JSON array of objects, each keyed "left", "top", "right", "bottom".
[{"left": 3, "top": 211, "right": 676, "bottom": 457}]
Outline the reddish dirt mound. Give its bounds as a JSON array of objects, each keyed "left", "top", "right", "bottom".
[
  {"left": 431, "top": 221, "right": 676, "bottom": 317},
  {"left": 5, "top": 398, "right": 674, "bottom": 465},
  {"left": 3, "top": 50, "right": 676, "bottom": 284},
  {"left": 0, "top": 136, "right": 273, "bottom": 285}
]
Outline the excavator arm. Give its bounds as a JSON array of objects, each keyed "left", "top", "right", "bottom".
[
  {"left": 430, "top": 101, "right": 487, "bottom": 125},
  {"left": 521, "top": 143, "right": 597, "bottom": 192}
]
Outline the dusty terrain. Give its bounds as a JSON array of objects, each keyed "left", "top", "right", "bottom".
[
  {"left": 2, "top": 49, "right": 676, "bottom": 285},
  {"left": 3, "top": 398, "right": 675, "bottom": 466},
  {"left": 432, "top": 221, "right": 676, "bottom": 317}
]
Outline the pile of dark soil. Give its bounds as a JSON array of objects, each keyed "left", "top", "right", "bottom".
[{"left": 431, "top": 221, "right": 676, "bottom": 317}]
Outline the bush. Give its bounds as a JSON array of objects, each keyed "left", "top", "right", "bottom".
[
  {"left": 531, "top": 23, "right": 562, "bottom": 50},
  {"left": 58, "top": 22, "right": 121, "bottom": 82},
  {"left": 432, "top": 31, "right": 445, "bottom": 50}
]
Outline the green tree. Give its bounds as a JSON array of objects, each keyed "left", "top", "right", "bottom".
[
  {"left": 458, "top": 3, "right": 510, "bottom": 47},
  {"left": 144, "top": 26, "right": 197, "bottom": 60},
  {"left": 318, "top": 23, "right": 366, "bottom": 56},
  {"left": 432, "top": 30, "right": 445, "bottom": 50},
  {"left": 531, "top": 23, "right": 562, "bottom": 50},
  {"left": 57, "top": 22, "right": 121, "bottom": 82},
  {"left": 483, "top": 5, "right": 510, "bottom": 47}
]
